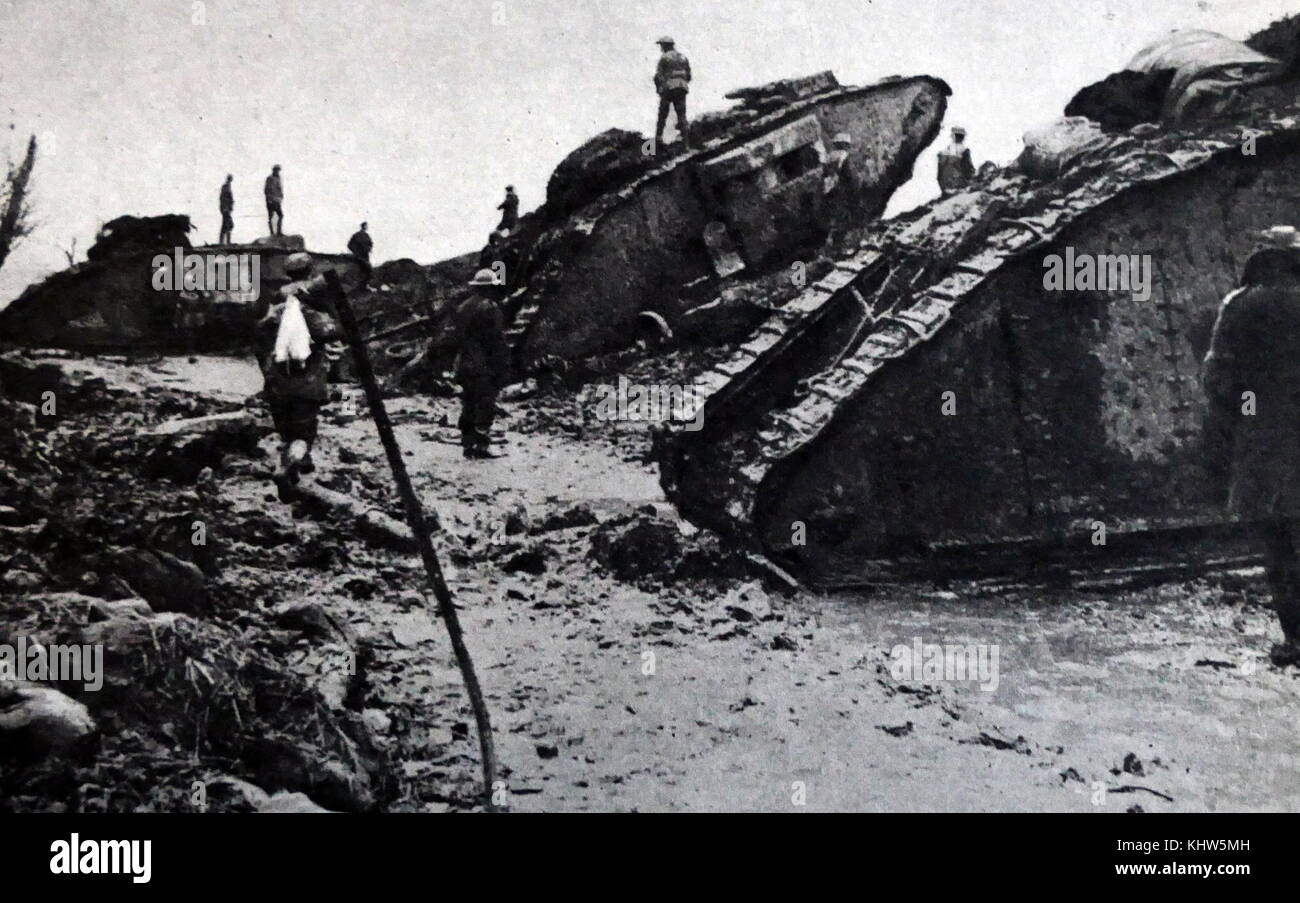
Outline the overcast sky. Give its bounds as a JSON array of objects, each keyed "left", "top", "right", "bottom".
[{"left": 0, "top": 0, "right": 1291, "bottom": 306}]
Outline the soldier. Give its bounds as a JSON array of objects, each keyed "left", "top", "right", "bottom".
[
  {"left": 454, "top": 269, "right": 510, "bottom": 459},
  {"left": 936, "top": 126, "right": 975, "bottom": 195},
  {"left": 255, "top": 252, "right": 342, "bottom": 497},
  {"left": 496, "top": 186, "right": 519, "bottom": 234},
  {"left": 265, "top": 164, "right": 284, "bottom": 236},
  {"left": 653, "top": 36, "right": 692, "bottom": 151},
  {"left": 218, "top": 174, "right": 234, "bottom": 245},
  {"left": 1203, "top": 225, "right": 1300, "bottom": 666},
  {"left": 347, "top": 221, "right": 373, "bottom": 265}
]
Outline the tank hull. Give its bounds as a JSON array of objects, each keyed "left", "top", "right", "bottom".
[
  {"left": 659, "top": 93, "right": 1300, "bottom": 585},
  {"left": 0, "top": 245, "right": 365, "bottom": 353},
  {"left": 506, "top": 74, "right": 951, "bottom": 368}
]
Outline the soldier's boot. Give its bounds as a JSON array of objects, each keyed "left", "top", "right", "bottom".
[
  {"left": 1271, "top": 585, "right": 1300, "bottom": 667},
  {"left": 273, "top": 440, "right": 308, "bottom": 502}
]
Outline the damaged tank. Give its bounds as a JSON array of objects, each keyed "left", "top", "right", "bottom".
[
  {"left": 0, "top": 216, "right": 366, "bottom": 353},
  {"left": 658, "top": 35, "right": 1300, "bottom": 587},
  {"left": 367, "top": 71, "right": 950, "bottom": 379}
]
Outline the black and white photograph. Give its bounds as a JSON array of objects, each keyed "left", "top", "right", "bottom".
[{"left": 0, "top": 0, "right": 1296, "bottom": 878}]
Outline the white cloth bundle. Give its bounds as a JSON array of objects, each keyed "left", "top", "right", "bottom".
[{"left": 272, "top": 295, "right": 313, "bottom": 366}]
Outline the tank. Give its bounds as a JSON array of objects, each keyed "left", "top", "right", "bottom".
[
  {"left": 0, "top": 217, "right": 366, "bottom": 353},
  {"left": 657, "top": 81, "right": 1300, "bottom": 587},
  {"left": 355, "top": 72, "right": 951, "bottom": 380},
  {"left": 503, "top": 72, "right": 950, "bottom": 369}
]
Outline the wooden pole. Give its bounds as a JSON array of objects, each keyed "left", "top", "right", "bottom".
[{"left": 324, "top": 269, "right": 499, "bottom": 808}]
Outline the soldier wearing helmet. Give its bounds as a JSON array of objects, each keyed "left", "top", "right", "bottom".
[
  {"left": 453, "top": 268, "right": 510, "bottom": 458},
  {"left": 1203, "top": 226, "right": 1300, "bottom": 666},
  {"left": 936, "top": 126, "right": 975, "bottom": 195},
  {"left": 255, "top": 252, "right": 343, "bottom": 496},
  {"left": 653, "top": 36, "right": 692, "bottom": 151}
]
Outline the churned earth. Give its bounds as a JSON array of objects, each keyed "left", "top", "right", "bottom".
[{"left": 4, "top": 351, "right": 1298, "bottom": 812}]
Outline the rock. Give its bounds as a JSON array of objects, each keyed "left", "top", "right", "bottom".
[
  {"left": 87, "top": 597, "right": 153, "bottom": 623},
  {"left": 298, "top": 643, "right": 362, "bottom": 711},
  {"left": 247, "top": 736, "right": 374, "bottom": 813},
  {"left": 503, "top": 546, "right": 548, "bottom": 575},
  {"left": 389, "top": 612, "right": 438, "bottom": 648},
  {"left": 533, "top": 503, "right": 600, "bottom": 534},
  {"left": 723, "top": 581, "right": 773, "bottom": 621},
  {"left": 342, "top": 576, "right": 378, "bottom": 601},
  {"left": 590, "top": 517, "right": 683, "bottom": 582},
  {"left": 204, "top": 776, "right": 271, "bottom": 812},
  {"left": 258, "top": 791, "right": 337, "bottom": 814},
  {"left": 0, "top": 680, "right": 97, "bottom": 760},
  {"left": 1, "top": 568, "right": 44, "bottom": 593},
  {"left": 147, "top": 514, "right": 222, "bottom": 577},
  {"left": 361, "top": 708, "right": 392, "bottom": 734},
  {"left": 107, "top": 548, "right": 209, "bottom": 614},
  {"left": 75, "top": 610, "right": 198, "bottom": 704},
  {"left": 536, "top": 743, "right": 560, "bottom": 760},
  {"left": 499, "top": 378, "right": 539, "bottom": 401},
  {"left": 503, "top": 503, "right": 530, "bottom": 536},
  {"left": 273, "top": 600, "right": 353, "bottom": 644},
  {"left": 142, "top": 412, "right": 269, "bottom": 484}
]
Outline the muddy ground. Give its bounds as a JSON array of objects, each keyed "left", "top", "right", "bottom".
[{"left": 2, "top": 349, "right": 1297, "bottom": 812}]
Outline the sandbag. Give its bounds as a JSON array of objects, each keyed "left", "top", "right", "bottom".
[
  {"left": 1127, "top": 29, "right": 1283, "bottom": 122},
  {"left": 1016, "top": 116, "right": 1112, "bottom": 181}
]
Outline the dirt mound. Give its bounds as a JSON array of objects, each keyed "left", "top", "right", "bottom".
[{"left": 589, "top": 511, "right": 752, "bottom": 587}]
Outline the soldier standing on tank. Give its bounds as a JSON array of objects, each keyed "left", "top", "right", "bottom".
[
  {"left": 653, "top": 36, "right": 692, "bottom": 151},
  {"left": 936, "top": 126, "right": 975, "bottom": 195}
]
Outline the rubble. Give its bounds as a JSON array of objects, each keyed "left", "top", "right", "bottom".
[
  {"left": 0, "top": 681, "right": 98, "bottom": 761},
  {"left": 0, "top": 363, "right": 399, "bottom": 812}
]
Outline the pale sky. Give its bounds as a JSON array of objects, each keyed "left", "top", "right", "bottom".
[{"left": 0, "top": 0, "right": 1291, "bottom": 307}]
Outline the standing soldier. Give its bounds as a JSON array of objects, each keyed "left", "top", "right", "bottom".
[
  {"left": 347, "top": 221, "right": 373, "bottom": 266},
  {"left": 496, "top": 186, "right": 519, "bottom": 234},
  {"left": 218, "top": 174, "right": 234, "bottom": 245},
  {"left": 256, "top": 252, "right": 342, "bottom": 497},
  {"left": 936, "top": 126, "right": 976, "bottom": 195},
  {"left": 653, "top": 36, "right": 692, "bottom": 152},
  {"left": 454, "top": 269, "right": 510, "bottom": 459},
  {"left": 1203, "top": 226, "right": 1300, "bottom": 667},
  {"left": 265, "top": 164, "right": 284, "bottom": 236}
]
